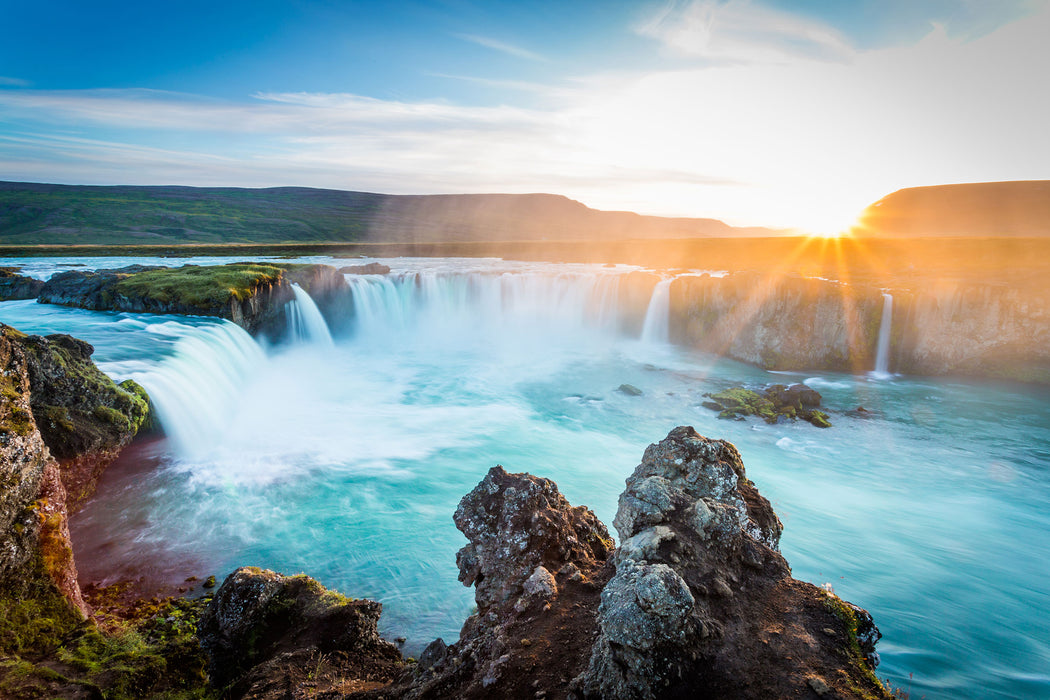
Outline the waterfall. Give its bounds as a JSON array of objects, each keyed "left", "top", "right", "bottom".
[
  {"left": 125, "top": 322, "right": 267, "bottom": 458},
  {"left": 640, "top": 278, "right": 673, "bottom": 344},
  {"left": 286, "top": 284, "right": 334, "bottom": 346},
  {"left": 873, "top": 292, "right": 893, "bottom": 377},
  {"left": 344, "top": 271, "right": 626, "bottom": 344}
]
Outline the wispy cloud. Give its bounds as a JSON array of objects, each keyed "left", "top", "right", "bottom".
[
  {"left": 0, "top": 76, "right": 30, "bottom": 87},
  {"left": 454, "top": 33, "right": 547, "bottom": 62},
  {"left": 0, "top": 5, "right": 1047, "bottom": 231},
  {"left": 637, "top": 0, "right": 854, "bottom": 63},
  {"left": 426, "top": 72, "right": 556, "bottom": 94}
]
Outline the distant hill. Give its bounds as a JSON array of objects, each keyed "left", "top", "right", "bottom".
[
  {"left": 0, "top": 182, "right": 781, "bottom": 245},
  {"left": 855, "top": 181, "right": 1050, "bottom": 238}
]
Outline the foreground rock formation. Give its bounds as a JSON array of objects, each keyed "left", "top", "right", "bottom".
[
  {"left": 0, "top": 323, "right": 151, "bottom": 621},
  {"left": 353, "top": 427, "right": 887, "bottom": 699},
  {"left": 198, "top": 567, "right": 404, "bottom": 698},
  {"left": 0, "top": 319, "right": 890, "bottom": 699},
  {"left": 37, "top": 262, "right": 349, "bottom": 336}
]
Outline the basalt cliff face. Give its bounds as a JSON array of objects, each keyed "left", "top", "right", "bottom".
[
  {"left": 669, "top": 272, "right": 1050, "bottom": 383},
  {"left": 37, "top": 262, "right": 349, "bottom": 337},
  {"left": 0, "top": 324, "right": 150, "bottom": 619}
]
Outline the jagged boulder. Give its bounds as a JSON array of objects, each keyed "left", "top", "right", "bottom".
[
  {"left": 198, "top": 567, "right": 404, "bottom": 698},
  {"left": 381, "top": 466, "right": 615, "bottom": 699},
  {"left": 0, "top": 325, "right": 87, "bottom": 618},
  {"left": 454, "top": 465, "right": 614, "bottom": 613},
  {"left": 19, "top": 331, "right": 151, "bottom": 509},
  {"left": 574, "top": 426, "right": 887, "bottom": 699}
]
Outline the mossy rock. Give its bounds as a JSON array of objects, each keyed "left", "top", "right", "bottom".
[{"left": 808, "top": 410, "right": 832, "bottom": 428}]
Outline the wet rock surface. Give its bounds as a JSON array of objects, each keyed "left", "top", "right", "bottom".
[
  {"left": 36, "top": 262, "right": 350, "bottom": 337},
  {"left": 0, "top": 266, "right": 44, "bottom": 300},
  {"left": 369, "top": 428, "right": 887, "bottom": 699},
  {"left": 0, "top": 325, "right": 86, "bottom": 614},
  {"left": 703, "top": 383, "right": 832, "bottom": 428},
  {"left": 198, "top": 566, "right": 404, "bottom": 699}
]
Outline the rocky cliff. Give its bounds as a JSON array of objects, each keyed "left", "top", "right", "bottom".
[
  {"left": 1, "top": 324, "right": 152, "bottom": 624},
  {"left": 346, "top": 427, "right": 887, "bottom": 699},
  {"left": 669, "top": 271, "right": 1050, "bottom": 383},
  {"left": 37, "top": 262, "right": 350, "bottom": 336}
]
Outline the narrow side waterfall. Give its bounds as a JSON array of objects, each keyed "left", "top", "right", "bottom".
[
  {"left": 286, "top": 283, "right": 334, "bottom": 346},
  {"left": 873, "top": 292, "right": 894, "bottom": 377},
  {"left": 125, "top": 322, "right": 267, "bottom": 458},
  {"left": 640, "top": 278, "right": 674, "bottom": 344}
]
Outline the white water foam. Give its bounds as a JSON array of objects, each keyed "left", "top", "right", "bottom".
[{"left": 286, "top": 284, "right": 334, "bottom": 347}]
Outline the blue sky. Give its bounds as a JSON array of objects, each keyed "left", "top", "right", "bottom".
[{"left": 1, "top": 0, "right": 1048, "bottom": 231}]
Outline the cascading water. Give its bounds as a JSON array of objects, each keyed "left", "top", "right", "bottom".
[
  {"left": 121, "top": 322, "right": 266, "bottom": 459},
  {"left": 345, "top": 271, "right": 626, "bottom": 347},
  {"left": 6, "top": 255, "right": 1048, "bottom": 700},
  {"left": 873, "top": 292, "right": 893, "bottom": 378},
  {"left": 640, "top": 278, "right": 674, "bottom": 344},
  {"left": 286, "top": 283, "right": 334, "bottom": 346}
]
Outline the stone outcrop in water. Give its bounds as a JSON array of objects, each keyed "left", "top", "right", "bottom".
[
  {"left": 703, "top": 384, "right": 831, "bottom": 428},
  {"left": 369, "top": 428, "right": 888, "bottom": 699},
  {"left": 574, "top": 426, "right": 882, "bottom": 698},
  {"left": 37, "top": 262, "right": 349, "bottom": 336},
  {"left": 0, "top": 266, "right": 44, "bottom": 300},
  {"left": 198, "top": 567, "right": 404, "bottom": 699},
  {"left": 380, "top": 465, "right": 615, "bottom": 699}
]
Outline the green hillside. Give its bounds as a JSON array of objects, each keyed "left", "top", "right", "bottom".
[{"left": 0, "top": 182, "right": 773, "bottom": 245}]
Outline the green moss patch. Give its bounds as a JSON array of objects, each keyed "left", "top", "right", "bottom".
[
  {"left": 0, "top": 573, "right": 217, "bottom": 700},
  {"left": 111, "top": 263, "right": 290, "bottom": 310},
  {"left": 703, "top": 383, "right": 833, "bottom": 427}
]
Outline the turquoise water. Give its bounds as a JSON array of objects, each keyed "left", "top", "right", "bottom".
[{"left": 1, "top": 257, "right": 1047, "bottom": 699}]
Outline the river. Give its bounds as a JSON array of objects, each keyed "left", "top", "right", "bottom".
[{"left": 2, "top": 255, "right": 1047, "bottom": 699}]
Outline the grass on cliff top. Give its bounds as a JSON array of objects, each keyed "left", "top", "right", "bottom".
[{"left": 110, "top": 262, "right": 308, "bottom": 309}]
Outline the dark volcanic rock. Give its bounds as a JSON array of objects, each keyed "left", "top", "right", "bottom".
[
  {"left": 574, "top": 426, "right": 886, "bottom": 699},
  {"left": 371, "top": 431, "right": 887, "bottom": 699},
  {"left": 704, "top": 383, "right": 832, "bottom": 427},
  {"left": 0, "top": 325, "right": 86, "bottom": 615},
  {"left": 37, "top": 262, "right": 350, "bottom": 337},
  {"left": 19, "top": 330, "right": 151, "bottom": 509},
  {"left": 0, "top": 267, "right": 44, "bottom": 300},
  {"left": 198, "top": 567, "right": 404, "bottom": 698},
  {"left": 380, "top": 466, "right": 615, "bottom": 699}
]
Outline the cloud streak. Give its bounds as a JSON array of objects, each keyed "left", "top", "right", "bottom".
[
  {"left": 637, "top": 0, "right": 854, "bottom": 63},
  {"left": 454, "top": 33, "right": 547, "bottom": 62},
  {"left": 0, "top": 4, "right": 1047, "bottom": 231}
]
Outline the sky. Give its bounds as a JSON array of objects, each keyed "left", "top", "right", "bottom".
[{"left": 1, "top": 0, "right": 1048, "bottom": 233}]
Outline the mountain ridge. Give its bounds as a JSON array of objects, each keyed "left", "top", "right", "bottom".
[{"left": 0, "top": 181, "right": 781, "bottom": 245}]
